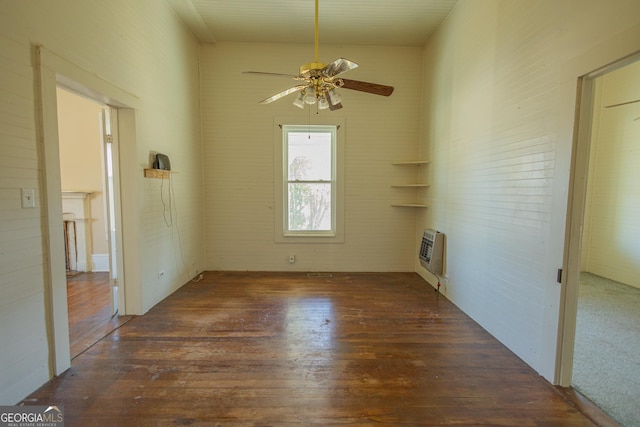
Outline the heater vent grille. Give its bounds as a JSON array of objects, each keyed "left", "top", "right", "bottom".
[{"left": 419, "top": 229, "right": 444, "bottom": 276}]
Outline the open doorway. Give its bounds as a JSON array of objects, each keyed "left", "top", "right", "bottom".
[
  {"left": 37, "top": 45, "right": 141, "bottom": 376},
  {"left": 560, "top": 55, "right": 640, "bottom": 426},
  {"left": 56, "top": 88, "right": 130, "bottom": 358}
]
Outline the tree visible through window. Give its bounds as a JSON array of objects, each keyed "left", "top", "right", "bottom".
[{"left": 284, "top": 125, "right": 336, "bottom": 234}]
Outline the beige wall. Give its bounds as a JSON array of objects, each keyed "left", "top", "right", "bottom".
[
  {"left": 201, "top": 43, "right": 424, "bottom": 271},
  {"left": 582, "top": 60, "right": 640, "bottom": 288},
  {"left": 57, "top": 88, "right": 109, "bottom": 257},
  {"left": 0, "top": 0, "right": 203, "bottom": 404},
  {"left": 418, "top": 0, "right": 640, "bottom": 381}
]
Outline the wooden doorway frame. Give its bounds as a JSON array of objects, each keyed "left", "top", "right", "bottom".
[
  {"left": 35, "top": 45, "right": 143, "bottom": 376},
  {"left": 557, "top": 51, "right": 640, "bottom": 386}
]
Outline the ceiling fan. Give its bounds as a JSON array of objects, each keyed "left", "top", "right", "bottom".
[{"left": 243, "top": 0, "right": 394, "bottom": 111}]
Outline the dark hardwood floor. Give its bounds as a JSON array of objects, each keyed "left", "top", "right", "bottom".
[
  {"left": 67, "top": 271, "right": 132, "bottom": 358},
  {"left": 25, "top": 272, "right": 606, "bottom": 426}
]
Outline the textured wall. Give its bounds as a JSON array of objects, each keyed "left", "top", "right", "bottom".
[
  {"left": 201, "top": 43, "right": 424, "bottom": 271},
  {"left": 418, "top": 0, "right": 640, "bottom": 381}
]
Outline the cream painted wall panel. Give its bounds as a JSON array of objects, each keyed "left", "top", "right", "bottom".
[
  {"left": 0, "top": 0, "right": 202, "bottom": 404},
  {"left": 0, "top": 294, "right": 49, "bottom": 404},
  {"left": 579, "top": 82, "right": 601, "bottom": 271},
  {"left": 0, "top": 26, "right": 50, "bottom": 405},
  {"left": 582, "top": 61, "right": 640, "bottom": 288},
  {"left": 201, "top": 43, "right": 423, "bottom": 272},
  {"left": 419, "top": 0, "right": 640, "bottom": 381}
]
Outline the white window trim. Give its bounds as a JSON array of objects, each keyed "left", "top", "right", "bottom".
[{"left": 274, "top": 116, "right": 345, "bottom": 243}]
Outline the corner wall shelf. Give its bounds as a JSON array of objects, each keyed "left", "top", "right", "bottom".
[{"left": 390, "top": 159, "right": 430, "bottom": 207}]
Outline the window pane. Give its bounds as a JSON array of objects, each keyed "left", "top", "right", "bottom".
[
  {"left": 288, "top": 183, "right": 332, "bottom": 231},
  {"left": 288, "top": 132, "right": 332, "bottom": 180}
]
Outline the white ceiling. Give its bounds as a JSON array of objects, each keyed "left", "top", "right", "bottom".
[{"left": 168, "top": 0, "right": 458, "bottom": 46}]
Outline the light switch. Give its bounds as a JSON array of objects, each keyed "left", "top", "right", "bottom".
[{"left": 21, "top": 188, "right": 35, "bottom": 208}]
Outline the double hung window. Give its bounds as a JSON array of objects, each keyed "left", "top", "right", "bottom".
[{"left": 282, "top": 125, "right": 336, "bottom": 236}]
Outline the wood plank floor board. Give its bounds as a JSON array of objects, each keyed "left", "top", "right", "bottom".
[
  {"left": 24, "top": 272, "right": 603, "bottom": 426},
  {"left": 67, "top": 271, "right": 133, "bottom": 358}
]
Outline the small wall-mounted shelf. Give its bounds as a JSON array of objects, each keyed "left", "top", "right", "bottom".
[
  {"left": 144, "top": 168, "right": 170, "bottom": 179},
  {"left": 391, "top": 160, "right": 430, "bottom": 207},
  {"left": 391, "top": 203, "right": 428, "bottom": 208},
  {"left": 391, "top": 160, "right": 431, "bottom": 165}
]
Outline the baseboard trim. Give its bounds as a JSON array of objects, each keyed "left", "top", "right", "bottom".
[{"left": 556, "top": 387, "right": 620, "bottom": 427}]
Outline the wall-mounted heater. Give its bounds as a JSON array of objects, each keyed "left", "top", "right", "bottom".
[{"left": 419, "top": 229, "right": 444, "bottom": 275}]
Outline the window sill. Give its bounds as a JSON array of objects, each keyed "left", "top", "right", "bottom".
[{"left": 276, "top": 232, "right": 344, "bottom": 244}]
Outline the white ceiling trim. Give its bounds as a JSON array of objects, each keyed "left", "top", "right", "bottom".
[{"left": 167, "top": 0, "right": 216, "bottom": 43}]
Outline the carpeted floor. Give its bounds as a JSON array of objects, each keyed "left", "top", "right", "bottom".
[{"left": 573, "top": 272, "right": 640, "bottom": 427}]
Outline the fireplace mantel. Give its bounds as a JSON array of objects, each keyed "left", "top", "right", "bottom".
[{"left": 62, "top": 191, "right": 91, "bottom": 199}]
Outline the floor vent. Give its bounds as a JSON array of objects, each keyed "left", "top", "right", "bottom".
[{"left": 307, "top": 273, "right": 333, "bottom": 278}]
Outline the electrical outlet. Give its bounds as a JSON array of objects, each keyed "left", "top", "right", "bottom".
[{"left": 289, "top": 255, "right": 295, "bottom": 264}]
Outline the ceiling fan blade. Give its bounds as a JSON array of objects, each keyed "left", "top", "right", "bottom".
[
  {"left": 340, "top": 78, "right": 394, "bottom": 97},
  {"left": 329, "top": 102, "right": 343, "bottom": 111},
  {"left": 322, "top": 58, "right": 359, "bottom": 77},
  {"left": 243, "top": 71, "right": 300, "bottom": 79},
  {"left": 259, "top": 86, "right": 306, "bottom": 104}
]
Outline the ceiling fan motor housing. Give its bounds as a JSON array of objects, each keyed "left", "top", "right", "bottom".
[
  {"left": 299, "top": 62, "right": 340, "bottom": 104},
  {"left": 300, "top": 62, "right": 326, "bottom": 75}
]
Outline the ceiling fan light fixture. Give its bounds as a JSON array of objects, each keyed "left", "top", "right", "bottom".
[
  {"left": 293, "top": 92, "right": 305, "bottom": 109},
  {"left": 327, "top": 89, "right": 342, "bottom": 105},
  {"left": 318, "top": 96, "right": 329, "bottom": 110},
  {"left": 304, "top": 87, "right": 317, "bottom": 104}
]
